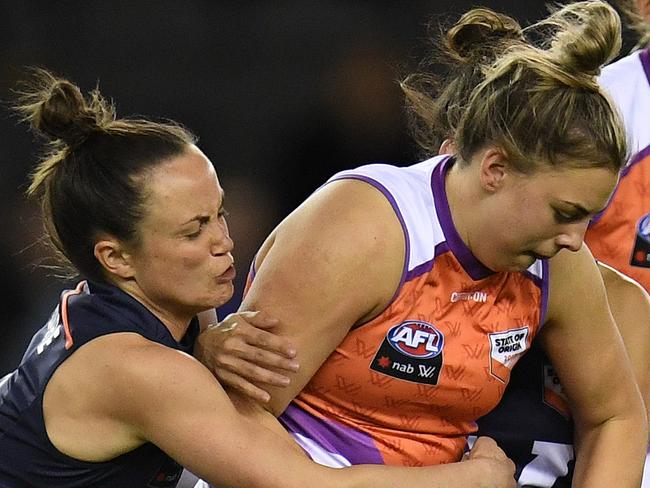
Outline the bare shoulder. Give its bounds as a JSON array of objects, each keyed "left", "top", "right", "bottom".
[
  {"left": 546, "top": 245, "right": 605, "bottom": 323},
  {"left": 279, "top": 178, "right": 405, "bottom": 258},
  {"left": 598, "top": 262, "right": 650, "bottom": 307},
  {"left": 44, "top": 332, "right": 223, "bottom": 461},
  {"left": 48, "top": 332, "right": 222, "bottom": 422},
  {"left": 250, "top": 177, "right": 406, "bottom": 324}
]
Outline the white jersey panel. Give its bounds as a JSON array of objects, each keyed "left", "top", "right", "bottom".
[
  {"left": 600, "top": 50, "right": 650, "bottom": 159},
  {"left": 328, "top": 156, "right": 447, "bottom": 274}
]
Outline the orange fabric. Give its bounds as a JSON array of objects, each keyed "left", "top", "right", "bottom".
[
  {"left": 586, "top": 153, "right": 650, "bottom": 292},
  {"left": 293, "top": 249, "right": 544, "bottom": 466},
  {"left": 61, "top": 281, "right": 86, "bottom": 350}
]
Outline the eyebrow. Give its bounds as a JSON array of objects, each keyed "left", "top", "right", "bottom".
[
  {"left": 180, "top": 190, "right": 226, "bottom": 226},
  {"left": 560, "top": 200, "right": 606, "bottom": 217}
]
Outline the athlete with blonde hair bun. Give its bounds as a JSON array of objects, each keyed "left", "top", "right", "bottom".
[{"left": 196, "top": 2, "right": 647, "bottom": 487}]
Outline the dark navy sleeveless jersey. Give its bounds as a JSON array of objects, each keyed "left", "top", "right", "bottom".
[
  {"left": 0, "top": 280, "right": 200, "bottom": 488},
  {"left": 474, "top": 341, "right": 575, "bottom": 488}
]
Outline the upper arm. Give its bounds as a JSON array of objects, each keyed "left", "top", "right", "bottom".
[
  {"left": 599, "top": 262, "right": 650, "bottom": 414},
  {"left": 116, "top": 339, "right": 332, "bottom": 487},
  {"left": 542, "top": 246, "right": 644, "bottom": 429},
  {"left": 241, "top": 179, "right": 406, "bottom": 414}
]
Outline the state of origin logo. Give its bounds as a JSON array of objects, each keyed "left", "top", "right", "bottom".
[{"left": 370, "top": 321, "right": 444, "bottom": 385}]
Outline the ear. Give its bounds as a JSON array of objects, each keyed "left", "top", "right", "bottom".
[
  {"left": 478, "top": 147, "right": 512, "bottom": 192},
  {"left": 439, "top": 139, "right": 457, "bottom": 156},
  {"left": 93, "top": 236, "right": 136, "bottom": 280}
]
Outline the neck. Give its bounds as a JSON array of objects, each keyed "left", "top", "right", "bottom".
[
  {"left": 116, "top": 281, "right": 194, "bottom": 342},
  {"left": 445, "top": 161, "right": 476, "bottom": 252}
]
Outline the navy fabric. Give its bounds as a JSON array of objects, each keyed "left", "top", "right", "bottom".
[
  {"left": 0, "top": 281, "right": 199, "bottom": 488},
  {"left": 476, "top": 342, "right": 574, "bottom": 487}
]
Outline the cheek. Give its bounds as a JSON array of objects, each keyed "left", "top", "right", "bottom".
[{"left": 180, "top": 250, "right": 209, "bottom": 270}]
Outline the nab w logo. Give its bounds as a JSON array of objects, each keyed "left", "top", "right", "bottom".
[
  {"left": 418, "top": 364, "right": 438, "bottom": 378},
  {"left": 387, "top": 321, "right": 444, "bottom": 359},
  {"left": 371, "top": 320, "right": 444, "bottom": 386}
]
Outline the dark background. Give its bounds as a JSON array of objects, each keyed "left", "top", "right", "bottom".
[{"left": 0, "top": 1, "right": 636, "bottom": 375}]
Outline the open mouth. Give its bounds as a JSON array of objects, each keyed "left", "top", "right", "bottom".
[{"left": 217, "top": 265, "right": 236, "bottom": 281}]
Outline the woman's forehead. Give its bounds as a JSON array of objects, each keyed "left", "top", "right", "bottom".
[
  {"left": 141, "top": 151, "right": 222, "bottom": 225},
  {"left": 529, "top": 165, "right": 618, "bottom": 207}
]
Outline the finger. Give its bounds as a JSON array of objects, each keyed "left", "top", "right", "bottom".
[
  {"left": 247, "top": 327, "right": 297, "bottom": 358},
  {"left": 236, "top": 342, "right": 300, "bottom": 373},
  {"left": 217, "top": 355, "right": 293, "bottom": 387},
  {"left": 215, "top": 368, "right": 271, "bottom": 403},
  {"left": 233, "top": 310, "right": 281, "bottom": 329}
]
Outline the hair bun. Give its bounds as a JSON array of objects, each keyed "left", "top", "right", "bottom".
[
  {"left": 17, "top": 69, "right": 110, "bottom": 146},
  {"left": 544, "top": 1, "right": 622, "bottom": 76},
  {"left": 445, "top": 8, "right": 524, "bottom": 63}
]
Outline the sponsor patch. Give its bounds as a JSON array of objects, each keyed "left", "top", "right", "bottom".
[
  {"left": 542, "top": 362, "right": 571, "bottom": 418},
  {"left": 450, "top": 290, "right": 488, "bottom": 303},
  {"left": 370, "top": 320, "right": 444, "bottom": 385},
  {"left": 148, "top": 458, "right": 182, "bottom": 487},
  {"left": 488, "top": 327, "right": 529, "bottom": 382},
  {"left": 631, "top": 213, "right": 650, "bottom": 268}
]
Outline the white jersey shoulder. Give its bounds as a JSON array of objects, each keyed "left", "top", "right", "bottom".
[
  {"left": 599, "top": 49, "right": 650, "bottom": 160},
  {"left": 327, "top": 156, "right": 447, "bottom": 274}
]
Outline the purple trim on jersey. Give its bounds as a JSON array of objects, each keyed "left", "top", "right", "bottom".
[
  {"left": 430, "top": 157, "right": 495, "bottom": 281},
  {"left": 520, "top": 260, "right": 550, "bottom": 327},
  {"left": 589, "top": 143, "right": 650, "bottom": 226},
  {"left": 403, "top": 241, "right": 451, "bottom": 282},
  {"left": 248, "top": 255, "right": 257, "bottom": 282},
  {"left": 539, "top": 259, "right": 550, "bottom": 327},
  {"left": 327, "top": 174, "right": 410, "bottom": 308},
  {"left": 280, "top": 404, "right": 384, "bottom": 465},
  {"left": 640, "top": 48, "right": 650, "bottom": 86},
  {"left": 590, "top": 49, "right": 650, "bottom": 226},
  {"left": 629, "top": 144, "right": 650, "bottom": 170}
]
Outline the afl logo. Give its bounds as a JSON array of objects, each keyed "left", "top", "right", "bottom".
[{"left": 387, "top": 321, "right": 444, "bottom": 359}]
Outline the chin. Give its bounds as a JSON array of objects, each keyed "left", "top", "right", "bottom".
[
  {"left": 495, "top": 256, "right": 535, "bottom": 272},
  {"left": 211, "top": 284, "right": 234, "bottom": 308}
]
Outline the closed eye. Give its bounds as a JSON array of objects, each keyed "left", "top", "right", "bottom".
[
  {"left": 186, "top": 217, "right": 210, "bottom": 239},
  {"left": 553, "top": 209, "right": 577, "bottom": 224}
]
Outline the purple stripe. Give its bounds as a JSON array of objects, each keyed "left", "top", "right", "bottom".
[
  {"left": 404, "top": 241, "right": 453, "bottom": 281},
  {"left": 328, "top": 174, "right": 410, "bottom": 319},
  {"left": 430, "top": 157, "right": 495, "bottom": 280},
  {"left": 280, "top": 404, "right": 384, "bottom": 465},
  {"left": 640, "top": 48, "right": 650, "bottom": 86},
  {"left": 628, "top": 144, "right": 650, "bottom": 170},
  {"left": 521, "top": 260, "right": 549, "bottom": 327},
  {"left": 248, "top": 254, "right": 257, "bottom": 282},
  {"left": 539, "top": 259, "right": 550, "bottom": 327},
  {"left": 589, "top": 143, "right": 650, "bottom": 226}
]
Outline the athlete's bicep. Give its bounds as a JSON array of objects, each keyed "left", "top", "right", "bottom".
[
  {"left": 241, "top": 179, "right": 406, "bottom": 415},
  {"left": 599, "top": 263, "right": 650, "bottom": 417},
  {"left": 116, "top": 341, "right": 329, "bottom": 488},
  {"left": 542, "top": 246, "right": 639, "bottom": 426}
]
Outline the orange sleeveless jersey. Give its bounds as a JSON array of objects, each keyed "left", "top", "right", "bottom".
[
  {"left": 247, "top": 156, "right": 549, "bottom": 467},
  {"left": 587, "top": 48, "right": 650, "bottom": 291}
]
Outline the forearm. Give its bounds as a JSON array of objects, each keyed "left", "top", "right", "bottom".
[
  {"left": 573, "top": 413, "right": 647, "bottom": 487},
  {"left": 337, "top": 459, "right": 506, "bottom": 488},
  {"left": 226, "top": 391, "right": 511, "bottom": 488}
]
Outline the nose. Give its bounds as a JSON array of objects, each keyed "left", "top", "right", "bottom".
[
  {"left": 209, "top": 218, "right": 234, "bottom": 256},
  {"left": 554, "top": 221, "right": 588, "bottom": 253}
]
